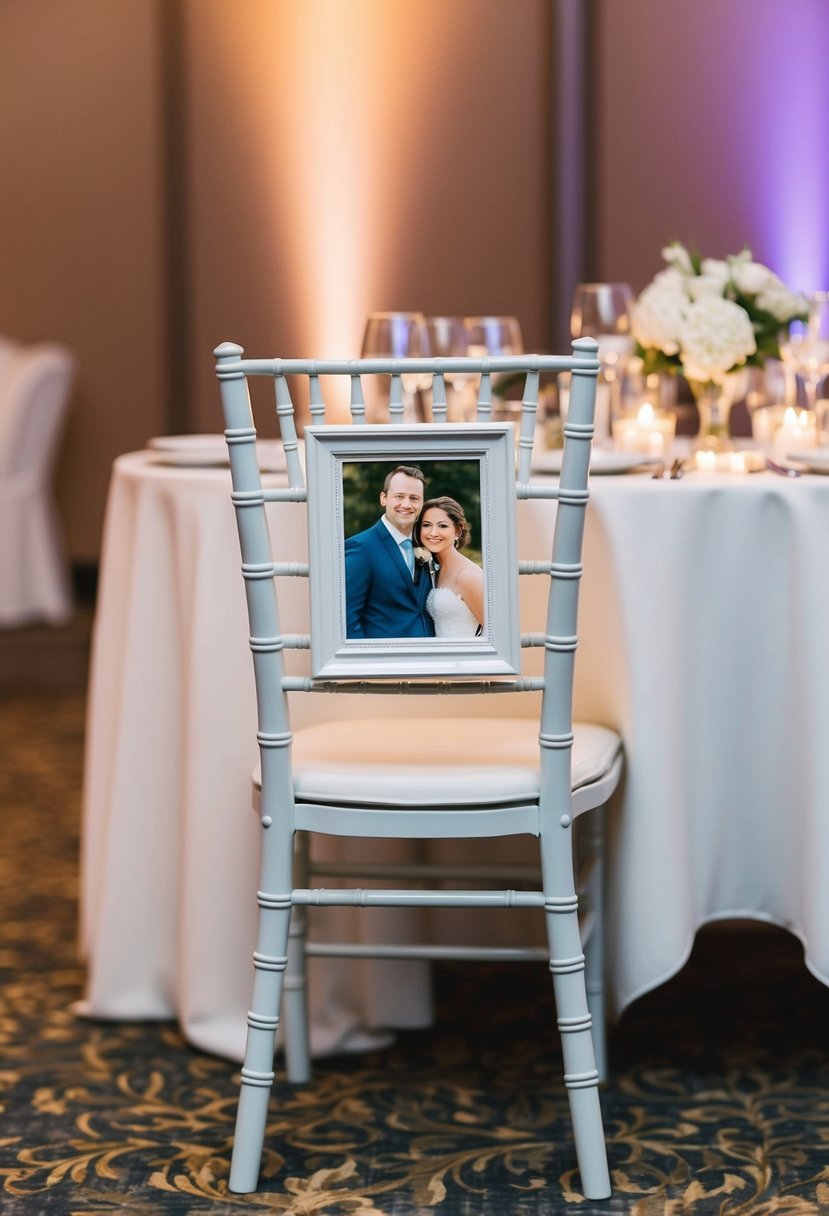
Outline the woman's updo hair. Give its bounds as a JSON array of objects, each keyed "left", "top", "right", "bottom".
[{"left": 415, "top": 496, "right": 471, "bottom": 549}]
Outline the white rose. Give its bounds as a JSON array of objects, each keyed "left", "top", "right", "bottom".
[
  {"left": 756, "top": 284, "right": 808, "bottom": 323},
  {"left": 700, "top": 258, "right": 730, "bottom": 286},
  {"left": 677, "top": 296, "right": 757, "bottom": 384},
  {"left": 730, "top": 259, "right": 775, "bottom": 296},
  {"left": 652, "top": 266, "right": 688, "bottom": 292},
  {"left": 660, "top": 242, "right": 694, "bottom": 275},
  {"left": 688, "top": 274, "right": 726, "bottom": 301}
]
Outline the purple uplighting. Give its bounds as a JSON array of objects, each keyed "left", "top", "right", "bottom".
[{"left": 746, "top": 4, "right": 829, "bottom": 290}]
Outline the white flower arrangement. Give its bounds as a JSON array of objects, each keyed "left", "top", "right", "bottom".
[{"left": 631, "top": 243, "right": 808, "bottom": 387}]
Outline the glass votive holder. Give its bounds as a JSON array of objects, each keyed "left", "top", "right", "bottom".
[
  {"left": 817, "top": 398, "right": 829, "bottom": 444},
  {"left": 611, "top": 403, "right": 676, "bottom": 456},
  {"left": 750, "top": 403, "right": 787, "bottom": 449},
  {"left": 771, "top": 407, "right": 818, "bottom": 460}
]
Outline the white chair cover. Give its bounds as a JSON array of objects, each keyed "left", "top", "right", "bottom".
[{"left": 0, "top": 340, "right": 76, "bottom": 627}]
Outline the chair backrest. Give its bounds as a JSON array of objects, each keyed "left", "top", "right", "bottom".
[
  {"left": 214, "top": 341, "right": 599, "bottom": 787},
  {"left": 0, "top": 342, "right": 76, "bottom": 481}
]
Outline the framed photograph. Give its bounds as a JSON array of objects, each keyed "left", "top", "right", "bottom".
[{"left": 304, "top": 424, "right": 520, "bottom": 679}]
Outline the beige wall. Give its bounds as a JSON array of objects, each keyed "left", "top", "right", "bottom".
[
  {"left": 184, "top": 0, "right": 553, "bottom": 433},
  {"left": 0, "top": 0, "right": 167, "bottom": 562},
  {"left": 2, "top": 0, "right": 825, "bottom": 563},
  {"left": 0, "top": 0, "right": 552, "bottom": 558}
]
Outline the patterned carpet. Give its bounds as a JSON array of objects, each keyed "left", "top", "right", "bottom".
[{"left": 2, "top": 691, "right": 829, "bottom": 1215}]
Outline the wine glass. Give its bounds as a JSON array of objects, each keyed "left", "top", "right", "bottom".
[
  {"left": 463, "top": 316, "right": 524, "bottom": 430},
  {"left": 463, "top": 315, "right": 524, "bottom": 357},
  {"left": 359, "top": 311, "right": 430, "bottom": 421},
  {"left": 780, "top": 291, "right": 829, "bottom": 438},
  {"left": 425, "top": 316, "right": 472, "bottom": 420},
  {"left": 570, "top": 283, "right": 635, "bottom": 445}
]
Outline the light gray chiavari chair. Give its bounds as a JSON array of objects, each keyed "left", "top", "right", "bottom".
[{"left": 214, "top": 339, "right": 621, "bottom": 1200}]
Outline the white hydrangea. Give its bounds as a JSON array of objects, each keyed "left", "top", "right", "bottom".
[
  {"left": 688, "top": 274, "right": 726, "bottom": 301},
  {"left": 677, "top": 297, "right": 757, "bottom": 384},
  {"left": 652, "top": 266, "right": 688, "bottom": 292},
  {"left": 630, "top": 281, "right": 686, "bottom": 356},
  {"left": 633, "top": 244, "right": 805, "bottom": 382},
  {"left": 700, "top": 257, "right": 730, "bottom": 286}
]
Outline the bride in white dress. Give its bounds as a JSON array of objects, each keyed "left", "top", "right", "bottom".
[{"left": 415, "top": 496, "right": 484, "bottom": 638}]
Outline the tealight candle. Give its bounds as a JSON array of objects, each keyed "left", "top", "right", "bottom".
[
  {"left": 611, "top": 402, "right": 676, "bottom": 455},
  {"left": 693, "top": 449, "right": 765, "bottom": 473},
  {"left": 771, "top": 407, "right": 817, "bottom": 460}
]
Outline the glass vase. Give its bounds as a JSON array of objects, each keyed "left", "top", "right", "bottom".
[{"left": 689, "top": 373, "right": 748, "bottom": 454}]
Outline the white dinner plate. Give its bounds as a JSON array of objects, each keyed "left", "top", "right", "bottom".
[
  {"left": 147, "top": 434, "right": 287, "bottom": 471},
  {"left": 147, "top": 434, "right": 228, "bottom": 466},
  {"left": 786, "top": 448, "right": 829, "bottom": 475},
  {"left": 531, "top": 448, "right": 662, "bottom": 475}
]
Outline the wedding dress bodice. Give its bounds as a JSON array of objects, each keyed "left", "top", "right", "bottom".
[{"left": 426, "top": 586, "right": 480, "bottom": 638}]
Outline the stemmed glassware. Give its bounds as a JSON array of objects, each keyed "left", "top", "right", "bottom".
[
  {"left": 570, "top": 283, "right": 634, "bottom": 445},
  {"left": 360, "top": 311, "right": 431, "bottom": 421},
  {"left": 780, "top": 291, "right": 829, "bottom": 440},
  {"left": 464, "top": 315, "right": 524, "bottom": 357},
  {"left": 425, "top": 316, "right": 472, "bottom": 420},
  {"left": 463, "top": 316, "right": 524, "bottom": 430}
]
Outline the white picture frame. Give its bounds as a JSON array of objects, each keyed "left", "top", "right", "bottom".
[{"left": 304, "top": 424, "right": 520, "bottom": 679}]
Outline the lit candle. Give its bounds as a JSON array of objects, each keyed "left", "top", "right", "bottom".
[
  {"left": 693, "top": 449, "right": 764, "bottom": 473},
  {"left": 771, "top": 407, "right": 817, "bottom": 460},
  {"left": 611, "top": 402, "right": 676, "bottom": 455}
]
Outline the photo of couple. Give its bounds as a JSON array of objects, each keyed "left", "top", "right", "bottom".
[{"left": 344, "top": 463, "right": 484, "bottom": 641}]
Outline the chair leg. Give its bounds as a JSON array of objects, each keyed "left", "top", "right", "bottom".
[
  {"left": 541, "top": 827, "right": 611, "bottom": 1201},
  {"left": 229, "top": 841, "right": 294, "bottom": 1194},
  {"left": 580, "top": 809, "right": 607, "bottom": 1083},
  {"left": 283, "top": 831, "right": 311, "bottom": 1084}
]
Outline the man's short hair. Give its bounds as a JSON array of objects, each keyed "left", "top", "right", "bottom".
[{"left": 382, "top": 465, "right": 425, "bottom": 494}]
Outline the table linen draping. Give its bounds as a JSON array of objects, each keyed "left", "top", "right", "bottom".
[{"left": 77, "top": 451, "right": 829, "bottom": 1061}]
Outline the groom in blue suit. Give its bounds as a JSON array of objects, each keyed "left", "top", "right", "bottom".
[{"left": 345, "top": 465, "right": 435, "bottom": 639}]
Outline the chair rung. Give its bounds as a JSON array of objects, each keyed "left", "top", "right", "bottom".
[
  {"left": 293, "top": 887, "right": 546, "bottom": 909},
  {"left": 309, "top": 861, "right": 543, "bottom": 883},
  {"left": 305, "top": 942, "right": 551, "bottom": 962},
  {"left": 283, "top": 677, "right": 545, "bottom": 694}
]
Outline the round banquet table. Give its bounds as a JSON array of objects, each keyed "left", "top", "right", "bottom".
[{"left": 77, "top": 449, "right": 829, "bottom": 1061}]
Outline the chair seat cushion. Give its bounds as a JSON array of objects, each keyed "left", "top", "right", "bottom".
[{"left": 288, "top": 718, "right": 621, "bottom": 809}]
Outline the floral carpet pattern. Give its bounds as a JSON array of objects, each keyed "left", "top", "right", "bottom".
[{"left": 2, "top": 692, "right": 829, "bottom": 1214}]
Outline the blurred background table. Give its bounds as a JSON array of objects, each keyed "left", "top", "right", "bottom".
[{"left": 77, "top": 450, "right": 829, "bottom": 1060}]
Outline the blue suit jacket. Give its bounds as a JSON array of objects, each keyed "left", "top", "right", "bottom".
[{"left": 344, "top": 519, "right": 434, "bottom": 638}]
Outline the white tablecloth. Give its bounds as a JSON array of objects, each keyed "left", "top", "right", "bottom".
[{"left": 78, "top": 451, "right": 829, "bottom": 1060}]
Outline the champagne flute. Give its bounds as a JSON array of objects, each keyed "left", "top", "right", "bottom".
[
  {"left": 360, "top": 311, "right": 430, "bottom": 421},
  {"left": 570, "top": 283, "right": 635, "bottom": 446},
  {"left": 780, "top": 291, "right": 829, "bottom": 438}
]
